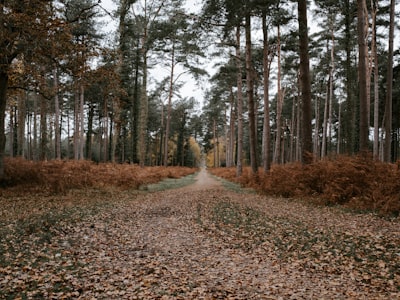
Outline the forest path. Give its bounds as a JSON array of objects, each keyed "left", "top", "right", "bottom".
[{"left": 1, "top": 169, "right": 399, "bottom": 299}]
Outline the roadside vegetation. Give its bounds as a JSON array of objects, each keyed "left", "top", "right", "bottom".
[
  {"left": 1, "top": 157, "right": 197, "bottom": 196},
  {"left": 209, "top": 155, "right": 400, "bottom": 216}
]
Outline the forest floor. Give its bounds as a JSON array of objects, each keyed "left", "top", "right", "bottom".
[{"left": 1, "top": 168, "right": 399, "bottom": 299}]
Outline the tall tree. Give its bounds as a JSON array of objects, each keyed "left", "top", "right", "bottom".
[
  {"left": 235, "top": 24, "right": 244, "bottom": 176},
  {"left": 245, "top": 10, "right": 258, "bottom": 173},
  {"left": 151, "top": 1, "right": 206, "bottom": 166},
  {"left": 357, "top": 0, "right": 369, "bottom": 152},
  {"left": 383, "top": 0, "right": 395, "bottom": 162},
  {"left": 297, "top": 0, "right": 313, "bottom": 163},
  {"left": 0, "top": 0, "right": 68, "bottom": 176}
]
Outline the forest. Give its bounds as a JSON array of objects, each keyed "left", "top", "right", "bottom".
[
  {"left": 0, "top": 0, "right": 399, "bottom": 176},
  {"left": 1, "top": 1, "right": 400, "bottom": 297}
]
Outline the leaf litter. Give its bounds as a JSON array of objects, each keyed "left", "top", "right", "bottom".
[{"left": 0, "top": 168, "right": 399, "bottom": 299}]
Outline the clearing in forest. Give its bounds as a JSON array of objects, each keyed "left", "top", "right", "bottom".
[{"left": 0, "top": 168, "right": 399, "bottom": 299}]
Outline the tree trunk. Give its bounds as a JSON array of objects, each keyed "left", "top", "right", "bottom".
[
  {"left": 74, "top": 88, "right": 80, "bottom": 160},
  {"left": 236, "top": 25, "right": 244, "bottom": 177},
  {"left": 103, "top": 97, "right": 108, "bottom": 162},
  {"left": 86, "top": 103, "right": 94, "bottom": 160},
  {"left": 372, "top": 0, "right": 379, "bottom": 158},
  {"left": 79, "top": 84, "right": 85, "bottom": 160},
  {"left": 53, "top": 67, "right": 61, "bottom": 159},
  {"left": 321, "top": 77, "right": 329, "bottom": 158},
  {"left": 245, "top": 13, "right": 258, "bottom": 174},
  {"left": 298, "top": 0, "right": 313, "bottom": 163},
  {"left": 228, "top": 88, "right": 235, "bottom": 167},
  {"left": 9, "top": 106, "right": 14, "bottom": 157},
  {"left": 17, "top": 93, "right": 26, "bottom": 157},
  {"left": 328, "top": 25, "right": 335, "bottom": 155},
  {"left": 0, "top": 71, "right": 8, "bottom": 177},
  {"left": 313, "top": 91, "right": 320, "bottom": 160},
  {"left": 273, "top": 24, "right": 282, "bottom": 164},
  {"left": 164, "top": 42, "right": 175, "bottom": 167},
  {"left": 262, "top": 12, "right": 271, "bottom": 172},
  {"left": 357, "top": 0, "right": 369, "bottom": 152},
  {"left": 383, "top": 0, "right": 395, "bottom": 162},
  {"left": 344, "top": 0, "right": 357, "bottom": 155},
  {"left": 33, "top": 95, "right": 38, "bottom": 161},
  {"left": 40, "top": 95, "right": 48, "bottom": 161},
  {"left": 139, "top": 27, "right": 148, "bottom": 167}
]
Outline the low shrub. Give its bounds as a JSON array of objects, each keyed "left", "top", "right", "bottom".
[
  {"left": 1, "top": 158, "right": 197, "bottom": 195},
  {"left": 209, "top": 155, "right": 400, "bottom": 216}
]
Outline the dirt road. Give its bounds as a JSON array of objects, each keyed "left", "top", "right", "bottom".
[{"left": 1, "top": 168, "right": 399, "bottom": 299}]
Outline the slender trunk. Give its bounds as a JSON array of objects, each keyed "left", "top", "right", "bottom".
[
  {"left": 314, "top": 93, "right": 320, "bottom": 160},
  {"left": 321, "top": 78, "right": 329, "bottom": 158},
  {"left": 328, "top": 25, "right": 335, "bottom": 155},
  {"left": 229, "top": 88, "right": 235, "bottom": 167},
  {"left": 74, "top": 88, "right": 79, "bottom": 160},
  {"left": 337, "top": 101, "right": 342, "bottom": 154},
  {"left": 159, "top": 101, "right": 164, "bottom": 166},
  {"left": 245, "top": 13, "right": 258, "bottom": 174},
  {"left": 103, "top": 97, "right": 108, "bottom": 162},
  {"left": 53, "top": 67, "right": 61, "bottom": 159},
  {"left": 372, "top": 0, "right": 379, "bottom": 158},
  {"left": 0, "top": 71, "right": 7, "bottom": 177},
  {"left": 164, "top": 42, "right": 175, "bottom": 167},
  {"left": 9, "top": 106, "right": 14, "bottom": 157},
  {"left": 358, "top": 0, "right": 369, "bottom": 151},
  {"left": 17, "top": 93, "right": 25, "bottom": 157},
  {"left": 262, "top": 12, "right": 271, "bottom": 172},
  {"left": 236, "top": 25, "right": 244, "bottom": 177},
  {"left": 213, "top": 119, "right": 216, "bottom": 167},
  {"left": 79, "top": 84, "right": 85, "bottom": 159},
  {"left": 273, "top": 24, "right": 282, "bottom": 164},
  {"left": 383, "top": 0, "right": 395, "bottom": 162},
  {"left": 33, "top": 95, "right": 38, "bottom": 161},
  {"left": 290, "top": 98, "right": 296, "bottom": 162},
  {"left": 86, "top": 103, "right": 94, "bottom": 160},
  {"left": 40, "top": 96, "right": 47, "bottom": 161},
  {"left": 296, "top": 80, "right": 301, "bottom": 161},
  {"left": 224, "top": 108, "right": 229, "bottom": 167},
  {"left": 139, "top": 29, "right": 148, "bottom": 167}
]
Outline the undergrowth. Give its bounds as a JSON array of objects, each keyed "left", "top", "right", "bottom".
[
  {"left": 0, "top": 157, "right": 197, "bottom": 195},
  {"left": 209, "top": 155, "right": 400, "bottom": 216}
]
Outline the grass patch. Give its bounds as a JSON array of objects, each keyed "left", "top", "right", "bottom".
[
  {"left": 210, "top": 174, "right": 256, "bottom": 194},
  {"left": 140, "top": 172, "right": 198, "bottom": 192}
]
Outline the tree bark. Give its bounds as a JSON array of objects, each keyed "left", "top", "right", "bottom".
[
  {"left": 164, "top": 42, "right": 175, "bottom": 167},
  {"left": 235, "top": 25, "right": 244, "bottom": 177},
  {"left": 245, "top": 13, "right": 258, "bottom": 174},
  {"left": 79, "top": 84, "right": 85, "bottom": 160},
  {"left": 0, "top": 71, "right": 8, "bottom": 177},
  {"left": 383, "top": 0, "right": 395, "bottom": 162},
  {"left": 74, "top": 88, "right": 80, "bottom": 160},
  {"left": 298, "top": 0, "right": 313, "bottom": 163},
  {"left": 53, "top": 67, "right": 61, "bottom": 159},
  {"left": 372, "top": 0, "right": 379, "bottom": 158},
  {"left": 357, "top": 0, "right": 369, "bottom": 152},
  {"left": 262, "top": 12, "right": 271, "bottom": 172},
  {"left": 40, "top": 95, "right": 48, "bottom": 161},
  {"left": 273, "top": 24, "right": 282, "bottom": 164}
]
